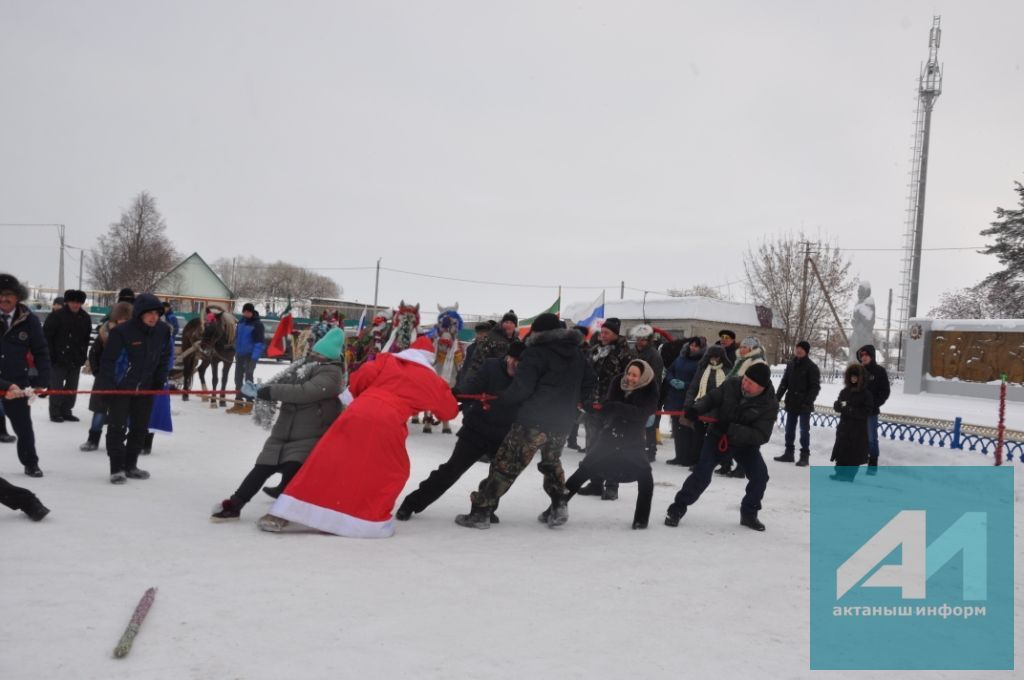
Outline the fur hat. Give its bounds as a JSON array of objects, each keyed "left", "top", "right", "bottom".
[
  {"left": 844, "top": 362, "right": 866, "bottom": 388},
  {"left": 312, "top": 327, "right": 345, "bottom": 361},
  {"left": 530, "top": 312, "right": 561, "bottom": 334},
  {"left": 740, "top": 336, "right": 761, "bottom": 350},
  {"left": 745, "top": 362, "right": 772, "bottom": 389},
  {"left": 63, "top": 289, "right": 87, "bottom": 304},
  {"left": 474, "top": 322, "right": 492, "bottom": 333},
  {"left": 0, "top": 273, "right": 29, "bottom": 301},
  {"left": 242, "top": 302, "right": 256, "bottom": 314},
  {"left": 53, "top": 296, "right": 65, "bottom": 306},
  {"left": 602, "top": 318, "right": 622, "bottom": 336},
  {"left": 630, "top": 324, "right": 655, "bottom": 340},
  {"left": 117, "top": 288, "right": 135, "bottom": 303},
  {"left": 796, "top": 340, "right": 811, "bottom": 353},
  {"left": 507, "top": 340, "right": 526, "bottom": 359},
  {"left": 718, "top": 329, "right": 736, "bottom": 341},
  {"left": 501, "top": 310, "right": 518, "bottom": 326}
]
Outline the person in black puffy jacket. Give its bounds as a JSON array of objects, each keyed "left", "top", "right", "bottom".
[
  {"left": 398, "top": 342, "right": 525, "bottom": 521},
  {"left": 665, "top": 363, "right": 779, "bottom": 531},
  {"left": 96, "top": 293, "right": 171, "bottom": 484},
  {"left": 455, "top": 314, "right": 595, "bottom": 530},
  {"left": 773, "top": 340, "right": 821, "bottom": 467}
]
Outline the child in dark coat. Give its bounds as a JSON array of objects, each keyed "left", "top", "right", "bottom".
[{"left": 830, "top": 363, "right": 874, "bottom": 482}]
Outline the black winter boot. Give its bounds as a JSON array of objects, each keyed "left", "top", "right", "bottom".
[
  {"left": 80, "top": 429, "right": 102, "bottom": 451},
  {"left": 866, "top": 456, "right": 878, "bottom": 476},
  {"left": 142, "top": 432, "right": 155, "bottom": 455},
  {"left": 727, "top": 463, "right": 747, "bottom": 478},
  {"left": 23, "top": 497, "right": 50, "bottom": 522},
  {"left": 664, "top": 505, "right": 686, "bottom": 527},
  {"left": 455, "top": 510, "right": 491, "bottom": 529},
  {"left": 741, "top": 513, "right": 766, "bottom": 531},
  {"left": 795, "top": 452, "right": 810, "bottom": 467},
  {"left": 774, "top": 450, "right": 795, "bottom": 462},
  {"left": 577, "top": 481, "right": 603, "bottom": 496},
  {"left": 211, "top": 499, "right": 242, "bottom": 522}
]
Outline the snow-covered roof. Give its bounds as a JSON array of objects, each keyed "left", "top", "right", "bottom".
[
  {"left": 563, "top": 296, "right": 783, "bottom": 329},
  {"left": 918, "top": 318, "right": 1024, "bottom": 332}
]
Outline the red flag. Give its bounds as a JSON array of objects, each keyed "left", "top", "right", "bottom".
[{"left": 267, "top": 312, "right": 294, "bottom": 358}]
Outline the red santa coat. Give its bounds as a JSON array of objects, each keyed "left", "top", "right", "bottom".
[{"left": 269, "top": 348, "right": 458, "bottom": 537}]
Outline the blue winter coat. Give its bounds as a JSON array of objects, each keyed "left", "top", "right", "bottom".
[
  {"left": 0, "top": 303, "right": 51, "bottom": 389},
  {"left": 96, "top": 295, "right": 171, "bottom": 391},
  {"left": 663, "top": 348, "right": 704, "bottom": 411},
  {"left": 236, "top": 314, "right": 266, "bottom": 360}
]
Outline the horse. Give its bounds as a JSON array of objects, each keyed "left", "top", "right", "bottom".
[
  {"left": 419, "top": 303, "right": 464, "bottom": 434},
  {"left": 382, "top": 300, "right": 419, "bottom": 354},
  {"left": 349, "top": 311, "right": 394, "bottom": 372},
  {"left": 179, "top": 307, "right": 237, "bottom": 408}
]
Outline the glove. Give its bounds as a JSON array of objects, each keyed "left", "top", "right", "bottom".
[
  {"left": 644, "top": 414, "right": 656, "bottom": 428},
  {"left": 340, "top": 389, "right": 354, "bottom": 406},
  {"left": 669, "top": 379, "right": 685, "bottom": 390},
  {"left": 833, "top": 400, "right": 843, "bottom": 412},
  {"left": 256, "top": 386, "right": 272, "bottom": 401},
  {"left": 241, "top": 381, "right": 259, "bottom": 399}
]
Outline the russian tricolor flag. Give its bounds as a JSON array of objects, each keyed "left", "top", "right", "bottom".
[{"left": 575, "top": 291, "right": 606, "bottom": 332}]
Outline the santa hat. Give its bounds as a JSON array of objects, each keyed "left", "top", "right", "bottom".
[{"left": 393, "top": 335, "right": 436, "bottom": 370}]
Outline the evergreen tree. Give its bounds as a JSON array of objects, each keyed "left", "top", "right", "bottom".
[{"left": 978, "top": 180, "right": 1024, "bottom": 317}]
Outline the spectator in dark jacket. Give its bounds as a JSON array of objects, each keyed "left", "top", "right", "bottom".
[
  {"left": 43, "top": 288, "right": 92, "bottom": 423},
  {"left": 229, "top": 303, "right": 266, "bottom": 413},
  {"left": 665, "top": 363, "right": 779, "bottom": 531},
  {"left": 79, "top": 302, "right": 134, "bottom": 451},
  {"left": 715, "top": 329, "right": 738, "bottom": 365},
  {"left": 0, "top": 273, "right": 51, "bottom": 477},
  {"left": 398, "top": 341, "right": 526, "bottom": 521},
  {"left": 664, "top": 337, "right": 706, "bottom": 465},
  {"left": 579, "top": 317, "right": 636, "bottom": 499},
  {"left": 630, "top": 324, "right": 664, "bottom": 462},
  {"left": 456, "top": 314, "right": 595, "bottom": 529},
  {"left": 857, "top": 344, "right": 890, "bottom": 473},
  {"left": 162, "top": 302, "right": 179, "bottom": 338},
  {"left": 97, "top": 293, "right": 171, "bottom": 484},
  {"left": 774, "top": 340, "right": 821, "bottom": 467},
  {"left": 830, "top": 363, "right": 874, "bottom": 482},
  {"left": 558, "top": 359, "right": 660, "bottom": 529},
  {"left": 454, "top": 321, "right": 494, "bottom": 387}
]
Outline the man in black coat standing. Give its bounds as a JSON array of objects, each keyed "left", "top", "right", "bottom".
[
  {"left": 665, "top": 363, "right": 779, "bottom": 531},
  {"left": 0, "top": 273, "right": 51, "bottom": 477},
  {"left": 773, "top": 340, "right": 821, "bottom": 467},
  {"left": 397, "top": 341, "right": 526, "bottom": 521},
  {"left": 857, "top": 344, "right": 890, "bottom": 473},
  {"left": 456, "top": 314, "right": 595, "bottom": 529},
  {"left": 96, "top": 293, "right": 171, "bottom": 484},
  {"left": 43, "top": 289, "right": 93, "bottom": 423}
]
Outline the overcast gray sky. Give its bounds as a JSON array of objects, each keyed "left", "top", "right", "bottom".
[{"left": 2, "top": 1, "right": 1021, "bottom": 323}]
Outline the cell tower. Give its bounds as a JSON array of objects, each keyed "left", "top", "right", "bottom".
[{"left": 897, "top": 16, "right": 943, "bottom": 359}]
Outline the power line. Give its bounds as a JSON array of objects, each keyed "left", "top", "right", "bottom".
[
  {"left": 380, "top": 266, "right": 611, "bottom": 290},
  {"left": 837, "top": 245, "right": 984, "bottom": 252}
]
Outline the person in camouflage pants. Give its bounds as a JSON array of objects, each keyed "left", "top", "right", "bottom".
[
  {"left": 456, "top": 313, "right": 594, "bottom": 530},
  {"left": 469, "top": 424, "right": 568, "bottom": 512},
  {"left": 580, "top": 317, "right": 636, "bottom": 499}
]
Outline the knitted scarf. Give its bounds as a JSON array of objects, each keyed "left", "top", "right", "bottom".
[{"left": 696, "top": 360, "right": 727, "bottom": 401}]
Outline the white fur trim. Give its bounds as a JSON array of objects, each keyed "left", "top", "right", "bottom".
[
  {"left": 269, "top": 494, "right": 396, "bottom": 538},
  {"left": 392, "top": 348, "right": 436, "bottom": 370}
]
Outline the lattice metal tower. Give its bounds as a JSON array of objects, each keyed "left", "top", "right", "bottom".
[{"left": 897, "top": 16, "right": 943, "bottom": 342}]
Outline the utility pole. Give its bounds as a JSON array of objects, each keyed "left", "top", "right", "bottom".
[
  {"left": 807, "top": 256, "right": 849, "bottom": 346},
  {"left": 798, "top": 240, "right": 813, "bottom": 342},
  {"left": 57, "top": 224, "right": 66, "bottom": 292},
  {"left": 885, "top": 288, "right": 894, "bottom": 369},
  {"left": 620, "top": 281, "right": 624, "bottom": 300},
  {"left": 373, "top": 257, "right": 381, "bottom": 310}
]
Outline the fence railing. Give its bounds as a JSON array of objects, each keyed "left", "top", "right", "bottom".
[
  {"left": 770, "top": 368, "right": 905, "bottom": 385},
  {"left": 778, "top": 410, "right": 1024, "bottom": 464}
]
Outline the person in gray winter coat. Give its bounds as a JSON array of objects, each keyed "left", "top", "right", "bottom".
[{"left": 211, "top": 331, "right": 345, "bottom": 521}]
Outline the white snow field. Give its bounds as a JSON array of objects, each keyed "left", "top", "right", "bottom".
[{"left": 2, "top": 364, "right": 1021, "bottom": 679}]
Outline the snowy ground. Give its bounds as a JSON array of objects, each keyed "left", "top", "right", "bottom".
[{"left": 1, "top": 362, "right": 1021, "bottom": 679}]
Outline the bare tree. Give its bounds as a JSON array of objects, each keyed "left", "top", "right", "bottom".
[
  {"left": 666, "top": 283, "right": 732, "bottom": 301},
  {"left": 212, "top": 256, "right": 340, "bottom": 301},
  {"left": 87, "top": 191, "right": 179, "bottom": 292},
  {"left": 743, "top": 232, "right": 855, "bottom": 350}
]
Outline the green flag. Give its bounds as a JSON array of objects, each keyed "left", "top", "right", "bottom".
[{"left": 519, "top": 297, "right": 561, "bottom": 328}]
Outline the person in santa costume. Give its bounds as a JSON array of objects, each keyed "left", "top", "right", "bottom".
[{"left": 258, "top": 335, "right": 459, "bottom": 537}]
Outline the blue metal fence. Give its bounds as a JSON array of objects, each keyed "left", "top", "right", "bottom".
[{"left": 780, "top": 411, "right": 1024, "bottom": 464}]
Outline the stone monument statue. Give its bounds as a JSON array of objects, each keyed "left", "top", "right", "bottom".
[{"left": 849, "top": 280, "right": 876, "bottom": 360}]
